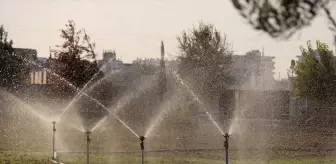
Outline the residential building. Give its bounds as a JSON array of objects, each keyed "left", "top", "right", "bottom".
[
  {"left": 216, "top": 50, "right": 284, "bottom": 120},
  {"left": 29, "top": 56, "right": 57, "bottom": 85},
  {"left": 11, "top": 48, "right": 41, "bottom": 84},
  {"left": 231, "top": 50, "right": 276, "bottom": 90},
  {"left": 98, "top": 50, "right": 123, "bottom": 72}
]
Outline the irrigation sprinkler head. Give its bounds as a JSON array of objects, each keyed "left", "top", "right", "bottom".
[
  {"left": 86, "top": 131, "right": 91, "bottom": 142},
  {"left": 223, "top": 133, "right": 229, "bottom": 150},
  {"left": 224, "top": 133, "right": 229, "bottom": 139},
  {"left": 140, "top": 136, "right": 145, "bottom": 150}
]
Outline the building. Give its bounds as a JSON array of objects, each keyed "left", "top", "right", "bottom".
[
  {"left": 231, "top": 50, "right": 276, "bottom": 90},
  {"left": 28, "top": 57, "right": 49, "bottom": 84},
  {"left": 216, "top": 50, "right": 286, "bottom": 121},
  {"left": 98, "top": 50, "right": 123, "bottom": 72},
  {"left": 28, "top": 49, "right": 126, "bottom": 85},
  {"left": 12, "top": 48, "right": 53, "bottom": 85},
  {"left": 29, "top": 56, "right": 57, "bottom": 85},
  {"left": 12, "top": 48, "right": 50, "bottom": 85},
  {"left": 103, "top": 50, "right": 116, "bottom": 61}
]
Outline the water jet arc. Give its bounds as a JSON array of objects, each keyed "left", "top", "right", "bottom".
[
  {"left": 86, "top": 131, "right": 91, "bottom": 164},
  {"left": 223, "top": 133, "right": 229, "bottom": 164},
  {"left": 52, "top": 121, "right": 56, "bottom": 160},
  {"left": 139, "top": 136, "right": 145, "bottom": 164}
]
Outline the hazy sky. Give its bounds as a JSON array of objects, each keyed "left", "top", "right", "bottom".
[{"left": 1, "top": 0, "right": 336, "bottom": 78}]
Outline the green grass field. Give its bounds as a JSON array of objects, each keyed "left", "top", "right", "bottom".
[{"left": 0, "top": 150, "right": 334, "bottom": 164}]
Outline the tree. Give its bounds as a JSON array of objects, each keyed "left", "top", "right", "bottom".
[
  {"left": 231, "top": 0, "right": 334, "bottom": 38},
  {"left": 0, "top": 25, "right": 29, "bottom": 88},
  {"left": 177, "top": 23, "right": 234, "bottom": 100},
  {"left": 53, "top": 20, "right": 99, "bottom": 88},
  {"left": 158, "top": 41, "right": 167, "bottom": 101},
  {"left": 292, "top": 40, "right": 336, "bottom": 102}
]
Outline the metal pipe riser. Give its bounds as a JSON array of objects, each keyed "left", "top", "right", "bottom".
[
  {"left": 86, "top": 131, "right": 91, "bottom": 164},
  {"left": 52, "top": 121, "right": 56, "bottom": 160},
  {"left": 139, "top": 136, "right": 145, "bottom": 164},
  {"left": 223, "top": 133, "right": 229, "bottom": 164}
]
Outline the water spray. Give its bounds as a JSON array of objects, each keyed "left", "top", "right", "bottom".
[
  {"left": 139, "top": 136, "right": 145, "bottom": 164},
  {"left": 223, "top": 133, "right": 229, "bottom": 164},
  {"left": 52, "top": 121, "right": 56, "bottom": 160},
  {"left": 86, "top": 131, "right": 91, "bottom": 164}
]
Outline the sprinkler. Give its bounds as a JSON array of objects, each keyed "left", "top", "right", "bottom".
[
  {"left": 223, "top": 133, "right": 229, "bottom": 164},
  {"left": 139, "top": 136, "right": 145, "bottom": 164},
  {"left": 52, "top": 121, "right": 56, "bottom": 160},
  {"left": 86, "top": 131, "right": 91, "bottom": 164}
]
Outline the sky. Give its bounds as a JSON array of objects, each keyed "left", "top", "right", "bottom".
[{"left": 1, "top": 0, "right": 336, "bottom": 79}]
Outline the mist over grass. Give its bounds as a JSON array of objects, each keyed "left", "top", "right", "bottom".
[{"left": 0, "top": 150, "right": 334, "bottom": 164}]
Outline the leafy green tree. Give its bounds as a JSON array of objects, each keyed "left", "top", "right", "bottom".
[
  {"left": 231, "top": 0, "right": 336, "bottom": 51},
  {"left": 177, "top": 23, "right": 234, "bottom": 100},
  {"left": 292, "top": 40, "right": 336, "bottom": 102},
  {"left": 53, "top": 20, "right": 99, "bottom": 88},
  {"left": 0, "top": 25, "right": 29, "bottom": 88},
  {"left": 231, "top": 0, "right": 334, "bottom": 39}
]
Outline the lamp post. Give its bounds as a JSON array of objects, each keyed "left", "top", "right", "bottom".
[
  {"left": 52, "top": 121, "right": 56, "bottom": 160},
  {"left": 86, "top": 131, "right": 91, "bottom": 164},
  {"left": 139, "top": 136, "right": 145, "bottom": 164},
  {"left": 224, "top": 133, "right": 229, "bottom": 164}
]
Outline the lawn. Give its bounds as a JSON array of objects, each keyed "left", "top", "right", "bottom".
[{"left": 0, "top": 150, "right": 334, "bottom": 164}]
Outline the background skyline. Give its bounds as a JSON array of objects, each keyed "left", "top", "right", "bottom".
[{"left": 1, "top": 0, "right": 336, "bottom": 79}]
